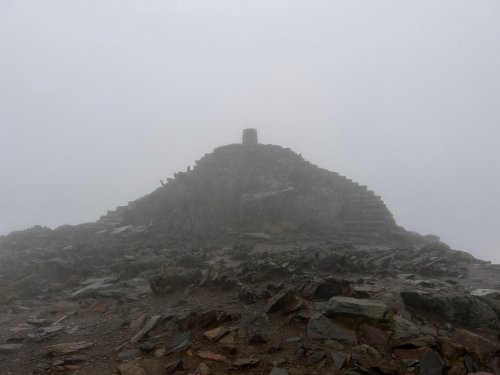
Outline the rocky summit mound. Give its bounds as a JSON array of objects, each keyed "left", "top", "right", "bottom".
[
  {"left": 0, "top": 130, "right": 499, "bottom": 375},
  {"left": 101, "top": 141, "right": 402, "bottom": 241}
]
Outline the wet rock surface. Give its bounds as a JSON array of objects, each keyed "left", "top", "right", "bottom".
[{"left": 0, "top": 234, "right": 498, "bottom": 374}]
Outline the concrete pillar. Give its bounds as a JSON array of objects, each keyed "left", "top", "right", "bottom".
[{"left": 242, "top": 128, "right": 258, "bottom": 145}]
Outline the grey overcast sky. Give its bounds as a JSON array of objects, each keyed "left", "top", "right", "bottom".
[{"left": 1, "top": 1, "right": 499, "bottom": 262}]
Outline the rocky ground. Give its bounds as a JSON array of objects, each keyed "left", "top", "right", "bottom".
[{"left": 1, "top": 225, "right": 500, "bottom": 375}]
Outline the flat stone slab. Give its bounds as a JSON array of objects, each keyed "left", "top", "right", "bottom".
[
  {"left": 471, "top": 289, "right": 500, "bottom": 297},
  {"left": 44, "top": 341, "right": 93, "bottom": 355},
  {"left": 323, "top": 296, "right": 390, "bottom": 320},
  {"left": 0, "top": 344, "right": 23, "bottom": 353}
]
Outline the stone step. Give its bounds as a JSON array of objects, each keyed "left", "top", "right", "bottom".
[
  {"left": 98, "top": 218, "right": 122, "bottom": 226},
  {"left": 343, "top": 220, "right": 389, "bottom": 226},
  {"left": 337, "top": 232, "right": 382, "bottom": 240},
  {"left": 343, "top": 214, "right": 392, "bottom": 221},
  {"left": 343, "top": 221, "right": 390, "bottom": 231}
]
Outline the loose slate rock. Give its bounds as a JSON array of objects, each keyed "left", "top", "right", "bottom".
[
  {"left": 307, "top": 316, "right": 357, "bottom": 345},
  {"left": 196, "top": 362, "right": 209, "bottom": 375},
  {"left": 351, "top": 344, "right": 383, "bottom": 368},
  {"left": 45, "top": 341, "right": 93, "bottom": 355},
  {"left": 27, "top": 318, "right": 53, "bottom": 327},
  {"left": 359, "top": 323, "right": 389, "bottom": 351},
  {"left": 71, "top": 277, "right": 116, "bottom": 299},
  {"left": 270, "top": 368, "right": 289, "bottom": 375},
  {"left": 470, "top": 289, "right": 500, "bottom": 297},
  {"left": 166, "top": 331, "right": 191, "bottom": 354},
  {"left": 454, "top": 329, "right": 498, "bottom": 361},
  {"left": 265, "top": 289, "right": 299, "bottom": 313},
  {"left": 203, "top": 325, "right": 236, "bottom": 341},
  {"left": 165, "top": 359, "right": 183, "bottom": 374},
  {"left": 118, "top": 348, "right": 141, "bottom": 360},
  {"left": 231, "top": 356, "right": 260, "bottom": 368},
  {"left": 118, "top": 362, "right": 147, "bottom": 375},
  {"left": 129, "top": 315, "right": 161, "bottom": 344},
  {"left": 284, "top": 336, "right": 302, "bottom": 344},
  {"left": 139, "top": 341, "right": 156, "bottom": 353},
  {"left": 331, "top": 352, "right": 350, "bottom": 372},
  {"left": 94, "top": 319, "right": 124, "bottom": 336},
  {"left": 197, "top": 350, "right": 227, "bottom": 362},
  {"left": 203, "top": 326, "right": 226, "bottom": 340},
  {"left": 323, "top": 296, "right": 390, "bottom": 320},
  {"left": 271, "top": 357, "right": 287, "bottom": 366},
  {"left": 391, "top": 315, "right": 421, "bottom": 344},
  {"left": 129, "top": 313, "right": 148, "bottom": 332},
  {"left": 0, "top": 344, "right": 23, "bottom": 353},
  {"left": 420, "top": 351, "right": 443, "bottom": 375},
  {"left": 37, "top": 324, "right": 64, "bottom": 337},
  {"left": 301, "top": 277, "right": 351, "bottom": 300},
  {"left": 305, "top": 351, "right": 326, "bottom": 366}
]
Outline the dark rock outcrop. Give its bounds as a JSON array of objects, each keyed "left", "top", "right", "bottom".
[
  {"left": 101, "top": 143, "right": 403, "bottom": 240},
  {"left": 400, "top": 290, "right": 499, "bottom": 328}
]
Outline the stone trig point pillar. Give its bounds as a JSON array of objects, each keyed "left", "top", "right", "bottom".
[{"left": 242, "top": 128, "right": 258, "bottom": 145}]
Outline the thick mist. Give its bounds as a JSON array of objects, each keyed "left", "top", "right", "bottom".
[{"left": 1, "top": 1, "right": 499, "bottom": 262}]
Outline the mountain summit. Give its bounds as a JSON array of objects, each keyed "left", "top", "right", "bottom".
[
  {"left": 1, "top": 130, "right": 498, "bottom": 375},
  {"left": 100, "top": 129, "right": 403, "bottom": 241}
]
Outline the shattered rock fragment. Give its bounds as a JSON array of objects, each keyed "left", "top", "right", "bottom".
[
  {"left": 265, "top": 288, "right": 302, "bottom": 313},
  {"left": 118, "top": 362, "right": 147, "bottom": 375},
  {"left": 165, "top": 359, "right": 183, "bottom": 374},
  {"left": 331, "top": 352, "right": 350, "bottom": 372},
  {"left": 307, "top": 315, "right": 357, "bottom": 345},
  {"left": 27, "top": 318, "right": 53, "bottom": 327},
  {"left": 197, "top": 350, "right": 227, "bottom": 362},
  {"left": 129, "top": 315, "right": 161, "bottom": 344},
  {"left": 419, "top": 351, "right": 444, "bottom": 375},
  {"left": 166, "top": 331, "right": 191, "bottom": 354},
  {"left": 300, "top": 277, "right": 351, "bottom": 300},
  {"left": 203, "top": 326, "right": 237, "bottom": 341},
  {"left": 44, "top": 341, "right": 93, "bottom": 355},
  {"left": 322, "top": 296, "right": 391, "bottom": 321},
  {"left": 37, "top": 324, "right": 64, "bottom": 337},
  {"left": 270, "top": 368, "right": 289, "bottom": 375},
  {"left": 231, "top": 356, "right": 260, "bottom": 368},
  {"left": 351, "top": 344, "right": 383, "bottom": 369},
  {"left": 149, "top": 268, "right": 202, "bottom": 294},
  {"left": 71, "top": 276, "right": 117, "bottom": 299},
  {"left": 305, "top": 350, "right": 326, "bottom": 366},
  {"left": 0, "top": 344, "right": 23, "bottom": 353},
  {"left": 195, "top": 362, "right": 209, "bottom": 375},
  {"left": 454, "top": 329, "right": 498, "bottom": 362}
]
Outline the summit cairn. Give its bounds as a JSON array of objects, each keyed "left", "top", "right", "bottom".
[{"left": 105, "top": 129, "right": 403, "bottom": 241}]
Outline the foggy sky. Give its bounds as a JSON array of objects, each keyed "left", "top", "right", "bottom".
[{"left": 1, "top": 1, "right": 499, "bottom": 262}]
